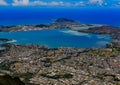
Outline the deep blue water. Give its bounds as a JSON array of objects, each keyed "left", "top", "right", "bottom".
[
  {"left": 0, "top": 29, "right": 111, "bottom": 48},
  {"left": 0, "top": 7, "right": 120, "bottom": 26},
  {"left": 0, "top": 7, "right": 117, "bottom": 48}
]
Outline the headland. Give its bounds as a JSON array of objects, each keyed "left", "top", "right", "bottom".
[{"left": 0, "top": 18, "right": 120, "bottom": 85}]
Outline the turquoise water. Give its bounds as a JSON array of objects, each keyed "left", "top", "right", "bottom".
[{"left": 0, "top": 29, "right": 111, "bottom": 48}]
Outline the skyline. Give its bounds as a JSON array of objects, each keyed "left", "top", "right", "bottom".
[{"left": 0, "top": 0, "right": 120, "bottom": 8}]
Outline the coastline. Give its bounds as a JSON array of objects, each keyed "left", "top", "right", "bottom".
[
  {"left": 0, "top": 18, "right": 120, "bottom": 48},
  {"left": 0, "top": 18, "right": 120, "bottom": 85}
]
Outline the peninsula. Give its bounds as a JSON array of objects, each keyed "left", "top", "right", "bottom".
[
  {"left": 0, "top": 18, "right": 120, "bottom": 85},
  {"left": 0, "top": 18, "right": 120, "bottom": 47},
  {"left": 0, "top": 18, "right": 101, "bottom": 32}
]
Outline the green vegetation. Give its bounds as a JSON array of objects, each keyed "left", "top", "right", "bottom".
[
  {"left": 112, "top": 48, "right": 120, "bottom": 55},
  {"left": 88, "top": 47, "right": 120, "bottom": 57}
]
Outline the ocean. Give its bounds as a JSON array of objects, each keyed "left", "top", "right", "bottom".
[
  {"left": 0, "top": 7, "right": 120, "bottom": 26},
  {"left": 0, "top": 7, "right": 118, "bottom": 48}
]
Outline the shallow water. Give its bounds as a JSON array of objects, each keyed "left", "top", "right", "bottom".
[{"left": 0, "top": 29, "right": 111, "bottom": 48}]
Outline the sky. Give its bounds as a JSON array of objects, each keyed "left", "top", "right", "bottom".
[{"left": 0, "top": 0, "right": 120, "bottom": 8}]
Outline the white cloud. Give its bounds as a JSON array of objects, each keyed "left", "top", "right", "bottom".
[
  {"left": 32, "top": 1, "right": 86, "bottom": 7},
  {"left": 31, "top": 1, "right": 47, "bottom": 6},
  {"left": 0, "top": 0, "right": 8, "bottom": 6},
  {"left": 12, "top": 0, "right": 72, "bottom": 7},
  {"left": 12, "top": 0, "right": 87, "bottom": 7},
  {"left": 12, "top": 0, "right": 29, "bottom": 6},
  {"left": 11, "top": 0, "right": 106, "bottom": 7},
  {"left": 89, "top": 0, "right": 104, "bottom": 5},
  {"left": 31, "top": 1, "right": 65, "bottom": 6},
  {"left": 75, "top": 1, "right": 86, "bottom": 6}
]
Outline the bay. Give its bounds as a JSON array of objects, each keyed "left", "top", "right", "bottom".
[{"left": 0, "top": 29, "right": 111, "bottom": 48}]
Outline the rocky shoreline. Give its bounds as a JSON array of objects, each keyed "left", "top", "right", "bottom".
[
  {"left": 0, "top": 18, "right": 103, "bottom": 32},
  {"left": 0, "top": 18, "right": 120, "bottom": 42},
  {"left": 78, "top": 26, "right": 120, "bottom": 40},
  {"left": 0, "top": 18, "right": 120, "bottom": 85}
]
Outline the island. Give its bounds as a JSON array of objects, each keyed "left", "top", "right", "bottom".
[
  {"left": 0, "top": 18, "right": 120, "bottom": 47},
  {"left": 0, "top": 18, "right": 102, "bottom": 32},
  {"left": 0, "top": 18, "right": 120, "bottom": 85},
  {"left": 0, "top": 38, "right": 14, "bottom": 43}
]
